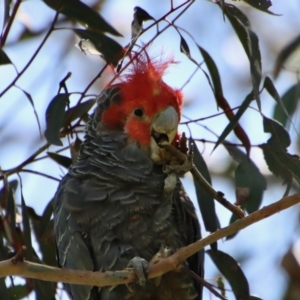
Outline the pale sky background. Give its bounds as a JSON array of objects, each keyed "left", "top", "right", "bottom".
[{"left": 1, "top": 0, "right": 300, "bottom": 299}]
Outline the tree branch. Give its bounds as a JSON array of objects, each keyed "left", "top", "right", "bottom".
[{"left": 0, "top": 193, "right": 299, "bottom": 287}]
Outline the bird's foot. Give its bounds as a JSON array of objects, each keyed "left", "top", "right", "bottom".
[
  {"left": 163, "top": 172, "right": 177, "bottom": 197},
  {"left": 149, "top": 245, "right": 172, "bottom": 287},
  {"left": 163, "top": 146, "right": 193, "bottom": 197},
  {"left": 150, "top": 245, "right": 172, "bottom": 264},
  {"left": 163, "top": 134, "right": 194, "bottom": 177},
  {"left": 127, "top": 256, "right": 149, "bottom": 287},
  {"left": 164, "top": 154, "right": 193, "bottom": 176}
]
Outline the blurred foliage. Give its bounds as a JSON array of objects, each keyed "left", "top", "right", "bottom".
[{"left": 0, "top": 0, "right": 300, "bottom": 299}]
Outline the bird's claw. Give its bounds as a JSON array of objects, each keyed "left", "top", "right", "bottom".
[
  {"left": 150, "top": 245, "right": 172, "bottom": 264},
  {"left": 127, "top": 256, "right": 149, "bottom": 286},
  {"left": 163, "top": 150, "right": 193, "bottom": 177},
  {"left": 164, "top": 134, "right": 194, "bottom": 177},
  {"left": 149, "top": 245, "right": 172, "bottom": 287},
  {"left": 163, "top": 172, "right": 177, "bottom": 197},
  {"left": 163, "top": 141, "right": 194, "bottom": 197}
]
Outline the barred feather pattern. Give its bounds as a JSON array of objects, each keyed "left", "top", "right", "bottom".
[{"left": 54, "top": 86, "right": 204, "bottom": 300}]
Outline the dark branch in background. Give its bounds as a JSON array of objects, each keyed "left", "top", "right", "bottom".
[
  {"left": 180, "top": 106, "right": 241, "bottom": 124},
  {"left": 0, "top": 0, "right": 22, "bottom": 48}
]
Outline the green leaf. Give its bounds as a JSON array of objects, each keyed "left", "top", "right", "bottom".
[
  {"left": 191, "top": 139, "right": 220, "bottom": 234},
  {"left": 264, "top": 76, "right": 293, "bottom": 128},
  {"left": 216, "top": 276, "right": 226, "bottom": 298},
  {"left": 43, "top": 0, "right": 122, "bottom": 36},
  {"left": 198, "top": 44, "right": 251, "bottom": 155},
  {"left": 220, "top": 3, "right": 262, "bottom": 109},
  {"left": 263, "top": 116, "right": 291, "bottom": 148},
  {"left": 132, "top": 6, "right": 154, "bottom": 39},
  {"left": 34, "top": 279, "right": 56, "bottom": 300},
  {"left": 74, "top": 29, "right": 124, "bottom": 66},
  {"left": 64, "top": 99, "right": 95, "bottom": 125},
  {"left": 228, "top": 213, "right": 240, "bottom": 239},
  {"left": 21, "top": 191, "right": 33, "bottom": 260},
  {"left": 47, "top": 152, "right": 72, "bottom": 169},
  {"left": 235, "top": 159, "right": 267, "bottom": 212},
  {"left": 39, "top": 199, "right": 54, "bottom": 239},
  {"left": 0, "top": 49, "right": 12, "bottom": 65},
  {"left": 242, "top": 0, "right": 272, "bottom": 11},
  {"left": 0, "top": 179, "right": 18, "bottom": 204},
  {"left": 225, "top": 144, "right": 267, "bottom": 212},
  {"left": 8, "top": 179, "right": 19, "bottom": 192},
  {"left": 273, "top": 83, "right": 300, "bottom": 127},
  {"left": 0, "top": 232, "right": 9, "bottom": 298},
  {"left": 207, "top": 249, "right": 250, "bottom": 300},
  {"left": 263, "top": 76, "right": 281, "bottom": 103},
  {"left": 27, "top": 207, "right": 57, "bottom": 297},
  {"left": 3, "top": 0, "right": 11, "bottom": 29},
  {"left": 179, "top": 34, "right": 191, "bottom": 58},
  {"left": 198, "top": 45, "right": 223, "bottom": 98},
  {"left": 224, "top": 144, "right": 266, "bottom": 239},
  {"left": 44, "top": 93, "right": 69, "bottom": 146},
  {"left": 261, "top": 117, "right": 300, "bottom": 186},
  {"left": 8, "top": 284, "right": 31, "bottom": 299},
  {"left": 274, "top": 34, "right": 300, "bottom": 78},
  {"left": 213, "top": 91, "right": 254, "bottom": 152},
  {"left": 6, "top": 182, "right": 17, "bottom": 238}
]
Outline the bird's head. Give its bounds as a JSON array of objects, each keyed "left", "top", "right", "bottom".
[{"left": 97, "top": 52, "right": 183, "bottom": 163}]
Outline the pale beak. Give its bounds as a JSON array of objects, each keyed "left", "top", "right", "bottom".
[{"left": 151, "top": 106, "right": 179, "bottom": 145}]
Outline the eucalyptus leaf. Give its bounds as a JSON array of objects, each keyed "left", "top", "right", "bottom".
[{"left": 44, "top": 94, "right": 69, "bottom": 146}]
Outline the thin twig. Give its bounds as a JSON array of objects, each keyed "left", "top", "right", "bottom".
[
  {"left": 0, "top": 0, "right": 22, "bottom": 47},
  {"left": 21, "top": 169, "right": 60, "bottom": 182},
  {"left": 0, "top": 143, "right": 50, "bottom": 180},
  {"left": 76, "top": 63, "right": 108, "bottom": 106},
  {"left": 0, "top": 120, "right": 86, "bottom": 181},
  {"left": 192, "top": 139, "right": 261, "bottom": 148},
  {"left": 181, "top": 266, "right": 226, "bottom": 300},
  {"left": 180, "top": 106, "right": 241, "bottom": 124},
  {"left": 0, "top": 11, "right": 60, "bottom": 97}
]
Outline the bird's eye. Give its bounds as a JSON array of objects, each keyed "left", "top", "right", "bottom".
[{"left": 133, "top": 108, "right": 144, "bottom": 117}]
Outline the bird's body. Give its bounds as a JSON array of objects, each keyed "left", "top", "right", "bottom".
[{"left": 54, "top": 52, "right": 203, "bottom": 300}]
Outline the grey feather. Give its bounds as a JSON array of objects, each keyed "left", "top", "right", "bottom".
[{"left": 54, "top": 86, "right": 204, "bottom": 300}]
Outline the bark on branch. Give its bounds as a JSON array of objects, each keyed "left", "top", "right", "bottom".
[{"left": 0, "top": 193, "right": 299, "bottom": 287}]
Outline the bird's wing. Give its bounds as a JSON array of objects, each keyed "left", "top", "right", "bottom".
[
  {"left": 54, "top": 174, "right": 96, "bottom": 300},
  {"left": 174, "top": 181, "right": 204, "bottom": 299}
]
